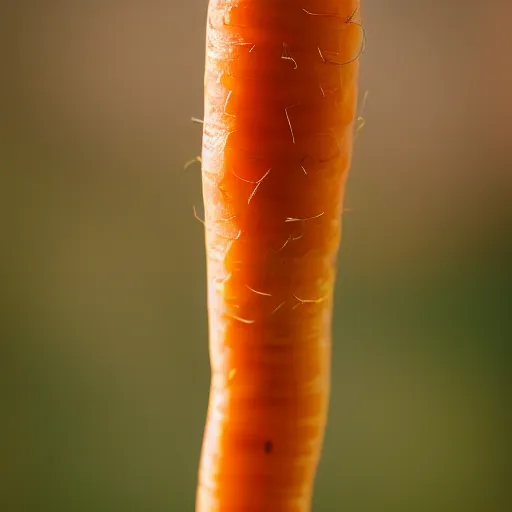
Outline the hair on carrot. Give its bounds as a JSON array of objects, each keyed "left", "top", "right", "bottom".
[
  {"left": 215, "top": 271, "right": 232, "bottom": 284},
  {"left": 218, "top": 214, "right": 237, "bottom": 223},
  {"left": 299, "top": 153, "right": 310, "bottom": 175},
  {"left": 226, "top": 313, "right": 256, "bottom": 325},
  {"left": 356, "top": 116, "right": 366, "bottom": 131},
  {"left": 216, "top": 228, "right": 242, "bottom": 242},
  {"left": 317, "top": 35, "right": 365, "bottom": 67},
  {"left": 319, "top": 84, "right": 340, "bottom": 99},
  {"left": 246, "top": 285, "right": 273, "bottom": 297},
  {"left": 231, "top": 167, "right": 272, "bottom": 186},
  {"left": 271, "top": 227, "right": 304, "bottom": 252},
  {"left": 271, "top": 235, "right": 292, "bottom": 253},
  {"left": 232, "top": 167, "right": 272, "bottom": 205},
  {"left": 292, "top": 293, "right": 328, "bottom": 306},
  {"left": 224, "top": 91, "right": 236, "bottom": 117},
  {"left": 284, "top": 212, "right": 325, "bottom": 223},
  {"left": 355, "top": 89, "right": 369, "bottom": 139},
  {"left": 284, "top": 104, "right": 300, "bottom": 144},
  {"left": 232, "top": 41, "right": 256, "bottom": 53},
  {"left": 184, "top": 155, "right": 202, "bottom": 170},
  {"left": 246, "top": 181, "right": 263, "bottom": 204},
  {"left": 193, "top": 205, "right": 205, "bottom": 226},
  {"left": 271, "top": 301, "right": 287, "bottom": 315},
  {"left": 281, "top": 43, "right": 298, "bottom": 70},
  {"left": 302, "top": 6, "right": 360, "bottom": 21}
]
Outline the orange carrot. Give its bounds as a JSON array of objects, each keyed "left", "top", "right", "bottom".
[{"left": 197, "top": 1, "right": 363, "bottom": 510}]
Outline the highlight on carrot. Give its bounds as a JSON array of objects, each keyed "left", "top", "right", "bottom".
[{"left": 196, "top": 1, "right": 363, "bottom": 510}]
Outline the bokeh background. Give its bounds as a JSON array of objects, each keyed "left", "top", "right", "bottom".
[{"left": 2, "top": 1, "right": 510, "bottom": 511}]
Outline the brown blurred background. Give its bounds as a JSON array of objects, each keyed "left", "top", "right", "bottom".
[{"left": 2, "top": 1, "right": 510, "bottom": 511}]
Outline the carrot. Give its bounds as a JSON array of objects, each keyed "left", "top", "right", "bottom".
[{"left": 196, "top": 1, "right": 363, "bottom": 510}]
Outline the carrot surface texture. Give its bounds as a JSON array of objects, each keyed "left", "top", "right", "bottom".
[{"left": 197, "top": 1, "right": 362, "bottom": 510}]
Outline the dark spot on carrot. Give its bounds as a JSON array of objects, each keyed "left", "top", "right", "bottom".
[{"left": 264, "top": 440, "right": 273, "bottom": 454}]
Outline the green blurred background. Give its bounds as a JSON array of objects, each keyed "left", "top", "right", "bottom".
[{"left": 2, "top": 1, "right": 510, "bottom": 511}]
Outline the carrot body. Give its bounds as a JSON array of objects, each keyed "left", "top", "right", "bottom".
[{"left": 197, "top": 1, "right": 362, "bottom": 510}]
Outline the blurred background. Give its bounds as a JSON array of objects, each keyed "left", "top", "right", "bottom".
[{"left": 2, "top": 1, "right": 510, "bottom": 511}]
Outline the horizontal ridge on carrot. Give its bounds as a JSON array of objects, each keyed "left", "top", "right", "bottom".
[{"left": 197, "top": 1, "right": 362, "bottom": 510}]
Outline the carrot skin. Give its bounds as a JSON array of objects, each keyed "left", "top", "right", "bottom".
[{"left": 197, "top": 1, "right": 362, "bottom": 510}]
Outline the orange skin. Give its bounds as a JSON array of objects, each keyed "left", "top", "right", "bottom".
[{"left": 197, "top": 1, "right": 362, "bottom": 510}]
